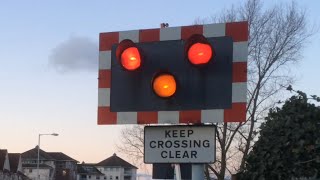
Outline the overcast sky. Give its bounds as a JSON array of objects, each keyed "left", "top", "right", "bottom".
[{"left": 0, "top": 0, "right": 319, "bottom": 173}]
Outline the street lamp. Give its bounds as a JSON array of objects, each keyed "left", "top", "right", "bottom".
[{"left": 37, "top": 133, "right": 59, "bottom": 180}]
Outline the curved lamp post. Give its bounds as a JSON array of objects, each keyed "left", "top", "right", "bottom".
[{"left": 37, "top": 133, "right": 59, "bottom": 180}]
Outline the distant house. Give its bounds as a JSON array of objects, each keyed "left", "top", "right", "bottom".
[
  {"left": 8, "top": 153, "right": 30, "bottom": 180},
  {"left": 21, "top": 147, "right": 78, "bottom": 180},
  {"left": 23, "top": 163, "right": 53, "bottom": 180},
  {"left": 76, "top": 163, "right": 104, "bottom": 180},
  {"left": 0, "top": 149, "right": 11, "bottom": 180},
  {"left": 21, "top": 146, "right": 56, "bottom": 180},
  {"left": 0, "top": 150, "right": 29, "bottom": 180},
  {"left": 95, "top": 153, "right": 137, "bottom": 180},
  {"left": 48, "top": 152, "right": 78, "bottom": 180}
]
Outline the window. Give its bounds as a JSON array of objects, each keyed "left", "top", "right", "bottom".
[
  {"left": 81, "top": 175, "right": 86, "bottom": 178},
  {"left": 96, "top": 176, "right": 100, "bottom": 179},
  {"left": 104, "top": 177, "right": 107, "bottom": 180},
  {"left": 29, "top": 169, "right": 32, "bottom": 173}
]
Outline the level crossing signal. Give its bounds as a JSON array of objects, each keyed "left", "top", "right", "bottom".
[{"left": 98, "top": 22, "right": 248, "bottom": 125}]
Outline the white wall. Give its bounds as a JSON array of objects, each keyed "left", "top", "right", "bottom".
[
  {"left": 43, "top": 160, "right": 55, "bottom": 168},
  {"left": 23, "top": 168, "right": 51, "bottom": 180},
  {"left": 129, "top": 169, "right": 137, "bottom": 180},
  {"left": 96, "top": 166, "right": 123, "bottom": 180},
  {"left": 4, "top": 153, "right": 10, "bottom": 171},
  {"left": 96, "top": 166, "right": 137, "bottom": 180},
  {"left": 17, "top": 157, "right": 23, "bottom": 172},
  {"left": 0, "top": 173, "right": 12, "bottom": 180}
]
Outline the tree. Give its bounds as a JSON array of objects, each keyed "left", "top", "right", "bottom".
[
  {"left": 116, "top": 125, "right": 144, "bottom": 163},
  {"left": 199, "top": 1, "right": 313, "bottom": 179},
  {"left": 240, "top": 91, "right": 320, "bottom": 179},
  {"left": 117, "top": 0, "right": 314, "bottom": 179}
]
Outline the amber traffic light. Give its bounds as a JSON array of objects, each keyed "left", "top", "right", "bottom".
[{"left": 152, "top": 73, "right": 177, "bottom": 98}]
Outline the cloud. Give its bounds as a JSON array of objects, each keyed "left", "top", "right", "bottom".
[{"left": 48, "top": 36, "right": 98, "bottom": 73}]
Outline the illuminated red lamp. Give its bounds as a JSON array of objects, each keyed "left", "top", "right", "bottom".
[
  {"left": 121, "top": 47, "right": 141, "bottom": 70},
  {"left": 188, "top": 43, "right": 212, "bottom": 65},
  {"left": 186, "top": 34, "right": 214, "bottom": 65},
  {"left": 117, "top": 40, "right": 141, "bottom": 71}
]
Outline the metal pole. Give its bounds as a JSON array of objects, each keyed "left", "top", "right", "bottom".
[
  {"left": 36, "top": 133, "right": 58, "bottom": 180},
  {"left": 37, "top": 134, "right": 41, "bottom": 180},
  {"left": 192, "top": 164, "right": 204, "bottom": 180},
  {"left": 174, "top": 164, "right": 181, "bottom": 180}
]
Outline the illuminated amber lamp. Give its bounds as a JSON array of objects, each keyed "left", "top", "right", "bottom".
[{"left": 153, "top": 74, "right": 177, "bottom": 98}]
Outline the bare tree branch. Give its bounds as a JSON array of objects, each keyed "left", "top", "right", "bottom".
[{"left": 116, "top": 1, "right": 314, "bottom": 179}]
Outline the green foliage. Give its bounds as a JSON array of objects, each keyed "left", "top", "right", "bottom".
[{"left": 241, "top": 92, "right": 320, "bottom": 179}]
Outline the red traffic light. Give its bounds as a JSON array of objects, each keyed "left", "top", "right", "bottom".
[
  {"left": 121, "top": 47, "right": 141, "bottom": 70},
  {"left": 116, "top": 40, "right": 142, "bottom": 71},
  {"left": 186, "top": 34, "right": 214, "bottom": 65},
  {"left": 153, "top": 73, "right": 177, "bottom": 98},
  {"left": 188, "top": 43, "right": 213, "bottom": 65}
]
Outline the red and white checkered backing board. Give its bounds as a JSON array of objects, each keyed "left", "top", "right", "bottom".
[{"left": 98, "top": 21, "right": 248, "bottom": 125}]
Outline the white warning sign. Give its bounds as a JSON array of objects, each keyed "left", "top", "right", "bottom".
[{"left": 144, "top": 125, "right": 216, "bottom": 163}]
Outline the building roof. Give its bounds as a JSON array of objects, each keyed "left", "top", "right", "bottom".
[
  {"left": 8, "top": 153, "right": 20, "bottom": 173},
  {"left": 77, "top": 164, "right": 103, "bottom": 175},
  {"left": 0, "top": 149, "right": 8, "bottom": 170},
  {"left": 96, "top": 153, "right": 137, "bottom": 169},
  {"left": 47, "top": 152, "right": 78, "bottom": 162},
  {"left": 21, "top": 146, "right": 54, "bottom": 160}
]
